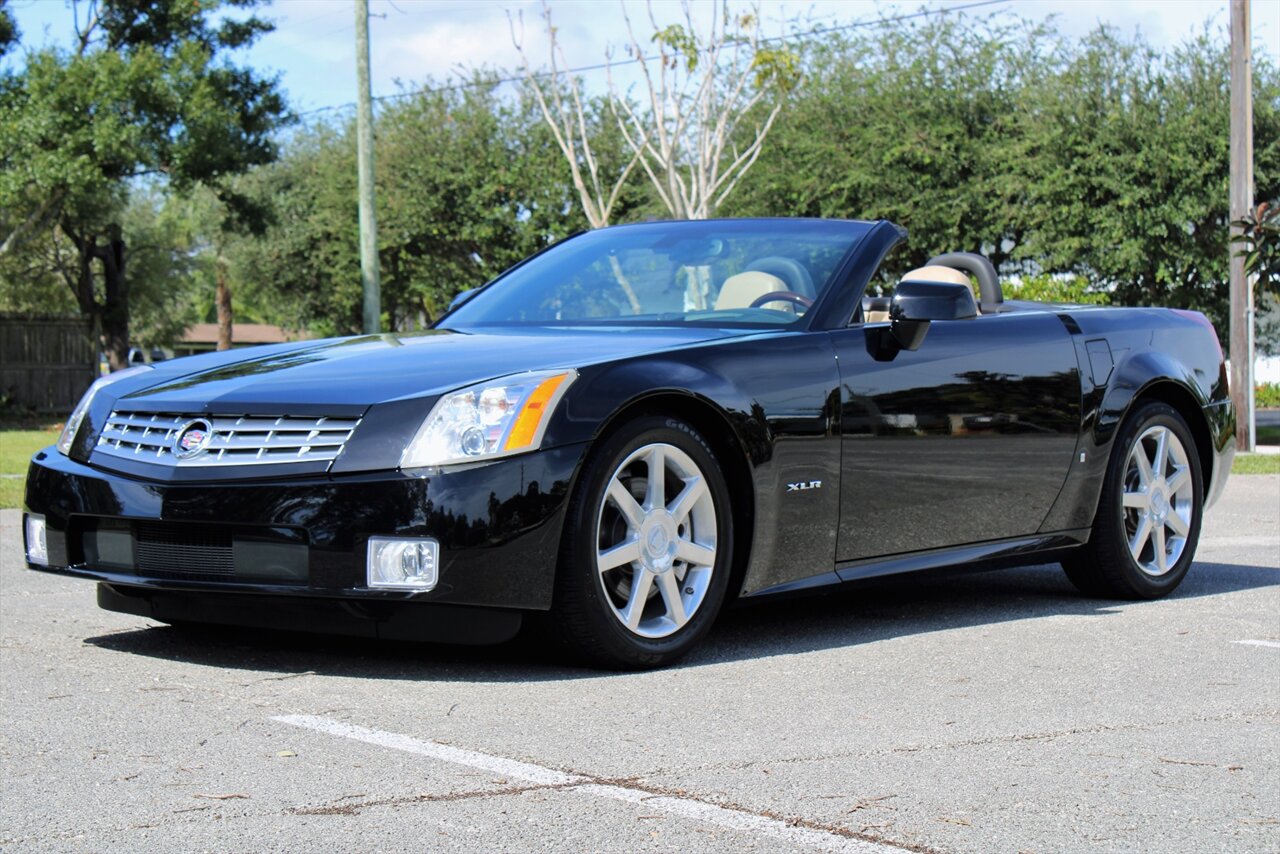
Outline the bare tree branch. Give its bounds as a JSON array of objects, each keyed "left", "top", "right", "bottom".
[
  {"left": 73, "top": 0, "right": 102, "bottom": 56},
  {"left": 519, "top": 0, "right": 794, "bottom": 227},
  {"left": 509, "top": 2, "right": 644, "bottom": 238},
  {"left": 606, "top": 0, "right": 795, "bottom": 220}
]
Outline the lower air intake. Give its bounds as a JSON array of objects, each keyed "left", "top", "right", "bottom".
[{"left": 134, "top": 523, "right": 235, "bottom": 578}]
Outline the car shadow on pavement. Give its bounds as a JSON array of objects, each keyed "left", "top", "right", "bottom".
[
  {"left": 82, "top": 560, "right": 1278, "bottom": 681},
  {"left": 694, "top": 559, "right": 1279, "bottom": 666}
]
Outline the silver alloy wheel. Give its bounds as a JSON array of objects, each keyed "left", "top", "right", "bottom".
[
  {"left": 595, "top": 442, "right": 718, "bottom": 639},
  {"left": 1121, "top": 425, "right": 1195, "bottom": 577}
]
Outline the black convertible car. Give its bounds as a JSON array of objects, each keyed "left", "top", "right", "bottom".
[{"left": 23, "top": 219, "right": 1234, "bottom": 668}]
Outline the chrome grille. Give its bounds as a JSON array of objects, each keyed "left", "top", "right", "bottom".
[{"left": 94, "top": 411, "right": 361, "bottom": 467}]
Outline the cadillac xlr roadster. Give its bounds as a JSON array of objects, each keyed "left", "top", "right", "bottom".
[{"left": 23, "top": 218, "right": 1234, "bottom": 668}]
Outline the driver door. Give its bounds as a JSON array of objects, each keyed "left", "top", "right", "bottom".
[{"left": 830, "top": 311, "right": 1081, "bottom": 562}]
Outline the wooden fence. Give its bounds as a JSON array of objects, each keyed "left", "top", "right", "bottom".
[{"left": 0, "top": 315, "right": 96, "bottom": 414}]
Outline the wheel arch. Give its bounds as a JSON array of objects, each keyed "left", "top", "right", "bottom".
[
  {"left": 586, "top": 389, "right": 757, "bottom": 602},
  {"left": 1101, "top": 347, "right": 1215, "bottom": 495},
  {"left": 1125, "top": 379, "right": 1215, "bottom": 496}
]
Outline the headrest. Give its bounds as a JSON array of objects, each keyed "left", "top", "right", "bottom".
[
  {"left": 714, "top": 271, "right": 793, "bottom": 313},
  {"left": 901, "top": 265, "right": 973, "bottom": 289}
]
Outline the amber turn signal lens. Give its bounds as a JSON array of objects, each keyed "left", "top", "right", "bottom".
[{"left": 503, "top": 372, "right": 570, "bottom": 453}]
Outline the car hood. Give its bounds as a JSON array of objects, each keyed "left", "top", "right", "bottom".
[{"left": 114, "top": 326, "right": 756, "bottom": 413}]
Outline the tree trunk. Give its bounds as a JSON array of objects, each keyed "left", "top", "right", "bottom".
[
  {"left": 98, "top": 229, "right": 130, "bottom": 372},
  {"left": 215, "top": 255, "right": 233, "bottom": 350},
  {"left": 61, "top": 224, "right": 130, "bottom": 373}
]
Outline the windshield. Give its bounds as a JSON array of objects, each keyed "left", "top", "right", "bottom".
[{"left": 443, "top": 219, "right": 871, "bottom": 328}]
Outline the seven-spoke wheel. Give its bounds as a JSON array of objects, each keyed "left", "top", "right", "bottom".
[
  {"left": 1062, "top": 401, "right": 1203, "bottom": 599},
  {"left": 552, "top": 416, "right": 733, "bottom": 669},
  {"left": 1120, "top": 424, "right": 1195, "bottom": 577},
  {"left": 596, "top": 442, "right": 718, "bottom": 638}
]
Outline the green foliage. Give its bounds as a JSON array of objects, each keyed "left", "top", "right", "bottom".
[
  {"left": 119, "top": 190, "right": 204, "bottom": 348},
  {"left": 0, "top": 0, "right": 289, "bottom": 368},
  {"left": 226, "top": 77, "right": 592, "bottom": 336},
  {"left": 751, "top": 46, "right": 800, "bottom": 91},
  {"left": 0, "top": 0, "right": 17, "bottom": 59},
  {"left": 0, "top": 190, "right": 203, "bottom": 344},
  {"left": 653, "top": 24, "right": 699, "bottom": 72},
  {"left": 1256, "top": 382, "right": 1280, "bottom": 409},
  {"left": 1005, "top": 274, "right": 1111, "bottom": 305},
  {"left": 726, "top": 14, "right": 1280, "bottom": 338},
  {"left": 1233, "top": 201, "right": 1280, "bottom": 294},
  {"left": 726, "top": 14, "right": 1055, "bottom": 274},
  {"left": 4, "top": 4, "right": 1268, "bottom": 355},
  {"left": 1015, "top": 29, "right": 1280, "bottom": 338}
]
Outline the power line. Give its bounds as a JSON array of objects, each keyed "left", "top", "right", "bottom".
[{"left": 294, "top": 0, "right": 1008, "bottom": 119}]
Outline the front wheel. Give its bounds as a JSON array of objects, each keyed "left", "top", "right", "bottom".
[
  {"left": 552, "top": 416, "right": 734, "bottom": 669},
  {"left": 1062, "top": 401, "right": 1204, "bottom": 599}
]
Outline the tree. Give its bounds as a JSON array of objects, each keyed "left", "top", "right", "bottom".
[
  {"left": 609, "top": 0, "right": 798, "bottom": 221},
  {"left": 0, "top": 0, "right": 288, "bottom": 370},
  {"left": 0, "top": 189, "right": 204, "bottom": 349},
  {"left": 1015, "top": 28, "right": 1280, "bottom": 334},
  {"left": 516, "top": 0, "right": 798, "bottom": 225},
  {"left": 724, "top": 12, "right": 1054, "bottom": 275},
  {"left": 511, "top": 3, "right": 643, "bottom": 231},
  {"left": 228, "top": 77, "right": 589, "bottom": 337},
  {"left": 728, "top": 13, "right": 1280, "bottom": 337}
]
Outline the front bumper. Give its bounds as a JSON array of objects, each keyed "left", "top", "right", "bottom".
[{"left": 23, "top": 443, "right": 589, "bottom": 637}]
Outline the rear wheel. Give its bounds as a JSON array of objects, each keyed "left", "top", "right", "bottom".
[
  {"left": 552, "top": 416, "right": 733, "bottom": 669},
  {"left": 1062, "top": 401, "right": 1203, "bottom": 599}
]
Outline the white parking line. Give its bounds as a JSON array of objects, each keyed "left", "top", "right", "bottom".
[
  {"left": 1233, "top": 639, "right": 1280, "bottom": 649},
  {"left": 274, "top": 714, "right": 904, "bottom": 854},
  {"left": 274, "top": 714, "right": 581, "bottom": 786}
]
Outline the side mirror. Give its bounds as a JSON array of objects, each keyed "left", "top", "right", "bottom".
[
  {"left": 448, "top": 288, "right": 480, "bottom": 312},
  {"left": 889, "top": 280, "right": 977, "bottom": 350}
]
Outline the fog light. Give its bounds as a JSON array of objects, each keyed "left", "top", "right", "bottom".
[
  {"left": 24, "top": 514, "right": 48, "bottom": 566},
  {"left": 367, "top": 537, "right": 439, "bottom": 590}
]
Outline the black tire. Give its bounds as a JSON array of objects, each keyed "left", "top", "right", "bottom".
[
  {"left": 551, "top": 416, "right": 734, "bottom": 669},
  {"left": 1062, "top": 401, "right": 1204, "bottom": 599}
]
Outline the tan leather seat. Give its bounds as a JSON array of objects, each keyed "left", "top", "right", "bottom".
[
  {"left": 714, "top": 270, "right": 794, "bottom": 313},
  {"left": 864, "top": 304, "right": 892, "bottom": 323},
  {"left": 864, "top": 265, "right": 978, "bottom": 323},
  {"left": 901, "top": 265, "right": 977, "bottom": 301}
]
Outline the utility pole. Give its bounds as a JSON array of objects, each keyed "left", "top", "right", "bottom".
[
  {"left": 1229, "top": 0, "right": 1254, "bottom": 452},
  {"left": 355, "top": 0, "right": 381, "bottom": 334}
]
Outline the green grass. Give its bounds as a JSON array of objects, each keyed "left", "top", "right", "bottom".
[
  {"left": 1257, "top": 423, "right": 1280, "bottom": 446},
  {"left": 1232, "top": 453, "right": 1280, "bottom": 475},
  {"left": 0, "top": 428, "right": 59, "bottom": 509},
  {"left": 0, "top": 429, "right": 59, "bottom": 472}
]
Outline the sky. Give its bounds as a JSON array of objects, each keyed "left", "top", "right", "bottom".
[{"left": 7, "top": 0, "right": 1280, "bottom": 118}]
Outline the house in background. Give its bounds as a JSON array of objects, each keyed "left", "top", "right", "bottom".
[{"left": 173, "top": 323, "right": 313, "bottom": 357}]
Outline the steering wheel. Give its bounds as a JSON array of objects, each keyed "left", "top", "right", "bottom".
[{"left": 749, "top": 291, "right": 814, "bottom": 310}]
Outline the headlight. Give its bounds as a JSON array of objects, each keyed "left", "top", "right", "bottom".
[
  {"left": 401, "top": 370, "right": 576, "bottom": 468},
  {"left": 57, "top": 364, "right": 154, "bottom": 456}
]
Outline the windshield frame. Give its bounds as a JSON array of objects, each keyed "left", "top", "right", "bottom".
[{"left": 437, "top": 218, "right": 878, "bottom": 332}]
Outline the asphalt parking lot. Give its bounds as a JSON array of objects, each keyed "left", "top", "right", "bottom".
[{"left": 1, "top": 476, "right": 1277, "bottom": 853}]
